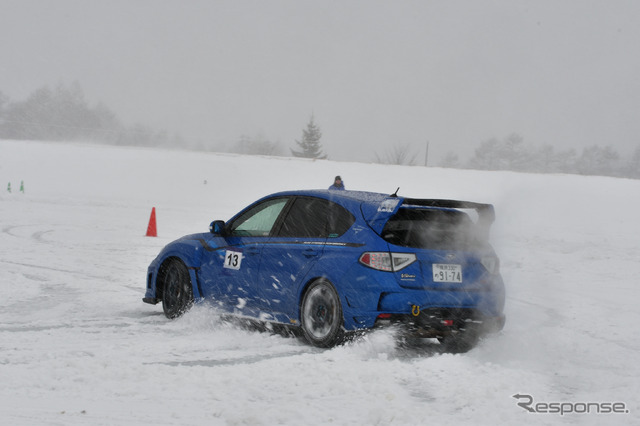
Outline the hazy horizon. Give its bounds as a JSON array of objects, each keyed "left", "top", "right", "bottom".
[{"left": 2, "top": 0, "right": 639, "bottom": 163}]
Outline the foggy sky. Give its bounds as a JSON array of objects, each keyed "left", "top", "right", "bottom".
[{"left": 1, "top": 0, "right": 639, "bottom": 162}]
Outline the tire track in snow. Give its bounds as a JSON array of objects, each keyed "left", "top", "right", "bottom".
[
  {"left": 509, "top": 296, "right": 640, "bottom": 351},
  {"left": 0, "top": 259, "right": 111, "bottom": 281}
]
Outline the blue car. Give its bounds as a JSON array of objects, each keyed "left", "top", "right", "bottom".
[{"left": 144, "top": 190, "right": 505, "bottom": 351}]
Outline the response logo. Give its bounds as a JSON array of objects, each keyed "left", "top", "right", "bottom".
[{"left": 512, "top": 393, "right": 629, "bottom": 416}]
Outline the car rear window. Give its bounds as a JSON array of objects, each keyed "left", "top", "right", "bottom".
[{"left": 381, "top": 207, "right": 479, "bottom": 250}]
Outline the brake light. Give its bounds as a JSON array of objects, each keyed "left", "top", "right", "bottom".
[
  {"left": 359, "top": 252, "right": 416, "bottom": 272},
  {"left": 359, "top": 252, "right": 391, "bottom": 271}
]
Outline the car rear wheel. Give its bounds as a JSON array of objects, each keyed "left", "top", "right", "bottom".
[
  {"left": 161, "top": 259, "right": 194, "bottom": 319},
  {"left": 301, "top": 279, "right": 344, "bottom": 348}
]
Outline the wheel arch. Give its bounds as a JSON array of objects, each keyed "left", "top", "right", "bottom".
[
  {"left": 297, "top": 276, "right": 327, "bottom": 323},
  {"left": 155, "top": 256, "right": 188, "bottom": 301},
  {"left": 301, "top": 249, "right": 363, "bottom": 306},
  {"left": 298, "top": 277, "right": 343, "bottom": 347},
  {"left": 297, "top": 275, "right": 348, "bottom": 328},
  {"left": 158, "top": 256, "right": 196, "bottom": 319},
  {"left": 152, "top": 245, "right": 203, "bottom": 301}
]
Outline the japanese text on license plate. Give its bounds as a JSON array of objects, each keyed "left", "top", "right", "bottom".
[{"left": 432, "top": 263, "right": 462, "bottom": 282}]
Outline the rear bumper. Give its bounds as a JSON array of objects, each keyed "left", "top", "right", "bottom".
[
  {"left": 377, "top": 287, "right": 505, "bottom": 317},
  {"left": 375, "top": 308, "right": 506, "bottom": 338},
  {"left": 339, "top": 262, "right": 505, "bottom": 331}
]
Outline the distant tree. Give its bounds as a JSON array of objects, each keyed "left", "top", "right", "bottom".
[
  {"left": 91, "top": 102, "right": 122, "bottom": 143},
  {"left": 626, "top": 146, "right": 640, "bottom": 179},
  {"left": 554, "top": 148, "right": 578, "bottom": 174},
  {"left": 467, "top": 137, "right": 502, "bottom": 170},
  {"left": 291, "top": 114, "right": 326, "bottom": 159},
  {"left": 0, "top": 86, "right": 51, "bottom": 139},
  {"left": 501, "top": 133, "right": 530, "bottom": 170},
  {"left": 0, "top": 82, "right": 126, "bottom": 142},
  {"left": 0, "top": 82, "right": 189, "bottom": 149},
  {"left": 233, "top": 134, "right": 284, "bottom": 156},
  {"left": 374, "top": 142, "right": 419, "bottom": 166},
  {"left": 438, "top": 151, "right": 461, "bottom": 168},
  {"left": 117, "top": 123, "right": 156, "bottom": 146},
  {"left": 576, "top": 145, "right": 621, "bottom": 177},
  {"left": 0, "top": 91, "right": 8, "bottom": 121},
  {"left": 467, "top": 133, "right": 529, "bottom": 171},
  {"left": 527, "top": 144, "right": 555, "bottom": 173},
  {"left": 527, "top": 144, "right": 575, "bottom": 174}
]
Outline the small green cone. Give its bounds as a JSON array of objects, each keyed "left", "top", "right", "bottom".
[
  {"left": 20, "top": 180, "right": 24, "bottom": 193},
  {"left": 6, "top": 182, "right": 11, "bottom": 193}
]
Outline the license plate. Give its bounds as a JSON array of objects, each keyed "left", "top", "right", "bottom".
[{"left": 432, "top": 264, "right": 462, "bottom": 283}]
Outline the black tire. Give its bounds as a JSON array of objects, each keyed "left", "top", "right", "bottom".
[
  {"left": 161, "top": 259, "right": 194, "bottom": 319},
  {"left": 300, "top": 279, "right": 344, "bottom": 348}
]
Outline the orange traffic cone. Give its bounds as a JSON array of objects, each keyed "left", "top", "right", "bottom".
[{"left": 146, "top": 207, "right": 157, "bottom": 237}]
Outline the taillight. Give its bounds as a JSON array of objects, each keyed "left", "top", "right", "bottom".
[
  {"left": 359, "top": 252, "right": 416, "bottom": 272},
  {"left": 359, "top": 252, "right": 392, "bottom": 271}
]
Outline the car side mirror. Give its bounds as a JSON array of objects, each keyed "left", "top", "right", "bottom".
[{"left": 209, "top": 220, "right": 226, "bottom": 235}]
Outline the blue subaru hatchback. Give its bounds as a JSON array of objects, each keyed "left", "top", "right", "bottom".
[{"left": 144, "top": 190, "right": 505, "bottom": 351}]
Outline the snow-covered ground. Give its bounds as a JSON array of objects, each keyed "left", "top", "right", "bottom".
[{"left": 1, "top": 140, "right": 638, "bottom": 425}]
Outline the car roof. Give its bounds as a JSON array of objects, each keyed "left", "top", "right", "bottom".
[
  {"left": 269, "top": 189, "right": 391, "bottom": 203},
  {"left": 267, "top": 190, "right": 493, "bottom": 212}
]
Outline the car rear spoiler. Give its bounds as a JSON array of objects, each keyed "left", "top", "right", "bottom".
[
  {"left": 362, "top": 197, "right": 495, "bottom": 237},
  {"left": 402, "top": 198, "right": 495, "bottom": 224}
]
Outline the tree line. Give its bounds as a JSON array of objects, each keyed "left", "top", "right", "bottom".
[
  {"left": 439, "top": 133, "right": 640, "bottom": 180},
  {"left": 0, "top": 83, "right": 318, "bottom": 158},
  {"left": 0, "top": 83, "right": 328, "bottom": 161},
  {"left": 0, "top": 83, "right": 183, "bottom": 147},
  {"left": 1, "top": 84, "right": 638, "bottom": 179}
]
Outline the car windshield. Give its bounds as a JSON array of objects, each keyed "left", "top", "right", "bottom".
[{"left": 381, "top": 207, "right": 481, "bottom": 250}]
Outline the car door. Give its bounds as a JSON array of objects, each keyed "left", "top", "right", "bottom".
[
  {"left": 199, "top": 197, "right": 290, "bottom": 315},
  {"left": 256, "top": 197, "right": 354, "bottom": 322}
]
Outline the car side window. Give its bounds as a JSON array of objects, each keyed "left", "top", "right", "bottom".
[
  {"left": 277, "top": 197, "right": 354, "bottom": 238},
  {"left": 326, "top": 202, "right": 355, "bottom": 237},
  {"left": 229, "top": 198, "right": 289, "bottom": 237}
]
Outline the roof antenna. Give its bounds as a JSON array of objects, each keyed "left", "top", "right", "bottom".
[{"left": 390, "top": 187, "right": 400, "bottom": 197}]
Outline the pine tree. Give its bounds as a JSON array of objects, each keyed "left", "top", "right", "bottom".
[{"left": 291, "top": 114, "right": 327, "bottom": 159}]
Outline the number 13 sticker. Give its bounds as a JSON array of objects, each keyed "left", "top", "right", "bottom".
[{"left": 223, "top": 250, "right": 243, "bottom": 270}]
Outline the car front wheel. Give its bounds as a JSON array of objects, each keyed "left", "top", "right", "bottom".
[
  {"left": 301, "top": 279, "right": 344, "bottom": 348},
  {"left": 161, "top": 259, "right": 194, "bottom": 319}
]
